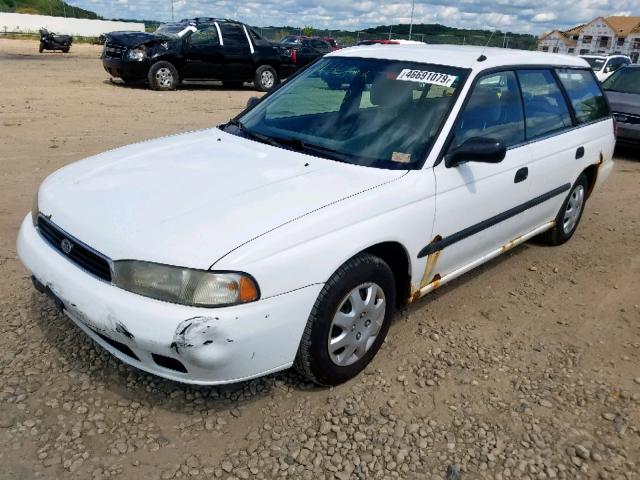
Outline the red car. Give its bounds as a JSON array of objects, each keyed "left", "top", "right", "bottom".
[
  {"left": 357, "top": 39, "right": 400, "bottom": 46},
  {"left": 320, "top": 37, "right": 341, "bottom": 51}
]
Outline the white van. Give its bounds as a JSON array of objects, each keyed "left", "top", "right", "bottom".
[
  {"left": 580, "top": 54, "right": 631, "bottom": 82},
  {"left": 18, "top": 46, "right": 615, "bottom": 386}
]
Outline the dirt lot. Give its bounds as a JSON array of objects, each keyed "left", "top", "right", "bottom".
[{"left": 1, "top": 39, "right": 639, "bottom": 480}]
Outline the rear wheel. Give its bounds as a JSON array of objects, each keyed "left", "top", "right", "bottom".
[
  {"left": 254, "top": 65, "right": 279, "bottom": 92},
  {"left": 39, "top": 43, "right": 44, "bottom": 53},
  {"left": 62, "top": 47, "right": 70, "bottom": 53},
  {"left": 148, "top": 61, "right": 179, "bottom": 91},
  {"left": 294, "top": 253, "right": 396, "bottom": 386},
  {"left": 539, "top": 173, "right": 588, "bottom": 245}
]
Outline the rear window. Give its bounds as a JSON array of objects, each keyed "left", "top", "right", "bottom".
[
  {"left": 517, "top": 69, "right": 572, "bottom": 139},
  {"left": 556, "top": 69, "right": 609, "bottom": 124},
  {"left": 581, "top": 57, "right": 605, "bottom": 71}
]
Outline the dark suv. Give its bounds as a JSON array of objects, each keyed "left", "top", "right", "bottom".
[
  {"left": 279, "top": 36, "right": 332, "bottom": 68},
  {"left": 102, "top": 18, "right": 296, "bottom": 91}
]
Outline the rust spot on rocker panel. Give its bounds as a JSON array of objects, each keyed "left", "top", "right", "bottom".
[
  {"left": 500, "top": 235, "right": 524, "bottom": 253},
  {"left": 409, "top": 235, "right": 443, "bottom": 303}
]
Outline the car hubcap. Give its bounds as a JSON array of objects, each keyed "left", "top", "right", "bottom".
[
  {"left": 328, "top": 283, "right": 386, "bottom": 367},
  {"left": 261, "top": 71, "right": 274, "bottom": 89},
  {"left": 156, "top": 68, "right": 173, "bottom": 88},
  {"left": 563, "top": 184, "right": 585, "bottom": 234}
]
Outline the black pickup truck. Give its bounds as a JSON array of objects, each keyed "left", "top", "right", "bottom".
[{"left": 102, "top": 18, "right": 297, "bottom": 91}]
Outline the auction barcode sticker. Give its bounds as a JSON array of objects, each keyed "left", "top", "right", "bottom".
[{"left": 396, "top": 69, "right": 457, "bottom": 87}]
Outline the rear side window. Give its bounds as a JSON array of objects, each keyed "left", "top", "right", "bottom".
[
  {"left": 452, "top": 71, "right": 525, "bottom": 149},
  {"left": 220, "top": 24, "right": 249, "bottom": 51},
  {"left": 517, "top": 70, "right": 572, "bottom": 139},
  {"left": 556, "top": 69, "right": 609, "bottom": 124}
]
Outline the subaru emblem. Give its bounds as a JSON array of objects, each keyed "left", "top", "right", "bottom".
[{"left": 61, "top": 238, "right": 73, "bottom": 254}]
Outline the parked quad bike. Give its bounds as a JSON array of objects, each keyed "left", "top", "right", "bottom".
[{"left": 39, "top": 29, "right": 73, "bottom": 53}]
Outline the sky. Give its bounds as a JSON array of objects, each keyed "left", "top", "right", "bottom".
[{"left": 71, "top": 0, "right": 639, "bottom": 34}]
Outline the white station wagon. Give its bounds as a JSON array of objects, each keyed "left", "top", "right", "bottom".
[{"left": 18, "top": 45, "right": 615, "bottom": 386}]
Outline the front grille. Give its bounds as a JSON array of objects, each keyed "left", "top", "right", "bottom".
[
  {"left": 103, "top": 42, "right": 126, "bottom": 59},
  {"left": 37, "top": 216, "right": 113, "bottom": 282},
  {"left": 613, "top": 112, "right": 640, "bottom": 125}
]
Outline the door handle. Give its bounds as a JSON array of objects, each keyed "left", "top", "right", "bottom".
[
  {"left": 514, "top": 167, "right": 528, "bottom": 183},
  {"left": 576, "top": 146, "right": 585, "bottom": 159}
]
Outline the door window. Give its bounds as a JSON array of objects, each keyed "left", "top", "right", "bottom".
[
  {"left": 517, "top": 69, "right": 572, "bottom": 139},
  {"left": 189, "top": 26, "right": 219, "bottom": 47},
  {"left": 451, "top": 71, "right": 525, "bottom": 149},
  {"left": 220, "top": 24, "right": 250, "bottom": 50},
  {"left": 556, "top": 69, "right": 609, "bottom": 124}
]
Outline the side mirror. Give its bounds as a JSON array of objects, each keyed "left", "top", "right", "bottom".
[
  {"left": 246, "top": 96, "right": 261, "bottom": 110},
  {"left": 445, "top": 137, "right": 506, "bottom": 168}
]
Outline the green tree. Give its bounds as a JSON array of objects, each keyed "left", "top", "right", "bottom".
[{"left": 302, "top": 25, "right": 314, "bottom": 37}]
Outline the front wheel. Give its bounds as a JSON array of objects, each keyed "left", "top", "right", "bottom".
[
  {"left": 148, "top": 61, "right": 179, "bottom": 91},
  {"left": 539, "top": 173, "right": 588, "bottom": 245},
  {"left": 294, "top": 253, "right": 396, "bottom": 386},
  {"left": 254, "top": 65, "right": 279, "bottom": 92},
  {"left": 39, "top": 43, "right": 44, "bottom": 53}
]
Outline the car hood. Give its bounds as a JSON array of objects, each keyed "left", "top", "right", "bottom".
[
  {"left": 606, "top": 90, "right": 640, "bottom": 115},
  {"left": 39, "top": 129, "right": 406, "bottom": 269},
  {"left": 105, "top": 31, "right": 167, "bottom": 47}
]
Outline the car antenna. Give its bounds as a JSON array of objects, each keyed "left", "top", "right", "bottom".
[{"left": 478, "top": 14, "right": 506, "bottom": 62}]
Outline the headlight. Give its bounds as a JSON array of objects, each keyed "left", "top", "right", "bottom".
[
  {"left": 32, "top": 191, "right": 39, "bottom": 227},
  {"left": 126, "top": 47, "right": 146, "bottom": 61},
  {"left": 113, "top": 261, "right": 259, "bottom": 307}
]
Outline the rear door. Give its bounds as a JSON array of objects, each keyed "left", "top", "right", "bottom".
[
  {"left": 522, "top": 68, "right": 612, "bottom": 228},
  {"left": 219, "top": 24, "right": 254, "bottom": 80},
  {"left": 431, "top": 70, "right": 533, "bottom": 278},
  {"left": 182, "top": 24, "right": 223, "bottom": 79}
]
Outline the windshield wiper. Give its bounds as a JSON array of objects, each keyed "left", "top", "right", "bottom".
[
  {"left": 225, "top": 119, "right": 283, "bottom": 148},
  {"left": 269, "top": 136, "right": 352, "bottom": 163}
]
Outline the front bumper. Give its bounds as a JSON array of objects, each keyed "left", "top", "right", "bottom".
[
  {"left": 102, "top": 57, "right": 150, "bottom": 80},
  {"left": 17, "top": 215, "right": 322, "bottom": 385}
]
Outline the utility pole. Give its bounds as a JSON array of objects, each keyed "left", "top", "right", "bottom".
[
  {"left": 408, "top": 0, "right": 415, "bottom": 40},
  {"left": 389, "top": 25, "right": 392, "bottom": 40},
  {"left": 62, "top": 0, "right": 66, "bottom": 18},
  {"left": 170, "top": 0, "right": 174, "bottom": 21}
]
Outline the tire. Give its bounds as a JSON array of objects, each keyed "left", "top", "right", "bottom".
[
  {"left": 62, "top": 47, "right": 70, "bottom": 53},
  {"left": 148, "top": 61, "right": 179, "bottom": 91},
  {"left": 254, "top": 65, "right": 279, "bottom": 92},
  {"left": 539, "top": 173, "right": 589, "bottom": 245},
  {"left": 326, "top": 80, "right": 341, "bottom": 90},
  {"left": 39, "top": 43, "right": 44, "bottom": 53},
  {"left": 294, "top": 253, "right": 396, "bottom": 386},
  {"left": 222, "top": 81, "right": 244, "bottom": 89}
]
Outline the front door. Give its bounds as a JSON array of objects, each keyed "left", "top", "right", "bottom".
[
  {"left": 183, "top": 24, "right": 224, "bottom": 79},
  {"left": 430, "top": 71, "right": 534, "bottom": 279}
]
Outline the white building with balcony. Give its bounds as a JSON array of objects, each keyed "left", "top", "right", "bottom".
[{"left": 538, "top": 16, "right": 640, "bottom": 63}]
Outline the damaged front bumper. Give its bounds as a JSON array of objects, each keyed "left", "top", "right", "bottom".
[{"left": 17, "top": 215, "right": 322, "bottom": 385}]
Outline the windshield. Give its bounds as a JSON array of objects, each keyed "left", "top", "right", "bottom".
[
  {"left": 581, "top": 57, "right": 606, "bottom": 71},
  {"left": 156, "top": 23, "right": 197, "bottom": 37},
  {"left": 280, "top": 36, "right": 302, "bottom": 44},
  {"left": 230, "top": 57, "right": 466, "bottom": 169},
  {"left": 602, "top": 67, "right": 640, "bottom": 94}
]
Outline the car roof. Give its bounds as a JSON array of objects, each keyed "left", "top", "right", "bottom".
[{"left": 329, "top": 45, "right": 589, "bottom": 72}]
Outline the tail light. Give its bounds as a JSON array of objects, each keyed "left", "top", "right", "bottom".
[
  {"left": 613, "top": 117, "right": 618, "bottom": 137},
  {"left": 291, "top": 48, "right": 297, "bottom": 64}
]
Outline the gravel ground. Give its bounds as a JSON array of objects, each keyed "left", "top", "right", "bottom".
[{"left": 1, "top": 39, "right": 639, "bottom": 480}]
